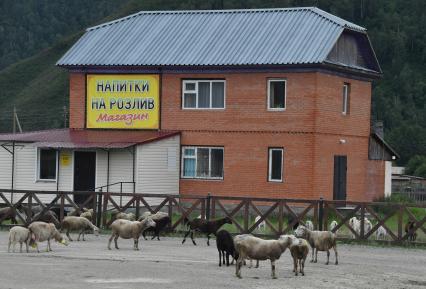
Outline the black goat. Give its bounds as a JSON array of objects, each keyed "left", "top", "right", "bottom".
[
  {"left": 216, "top": 230, "right": 238, "bottom": 267},
  {"left": 0, "top": 207, "right": 17, "bottom": 224},
  {"left": 143, "top": 215, "right": 171, "bottom": 241},
  {"left": 405, "top": 220, "right": 417, "bottom": 241},
  {"left": 182, "top": 216, "right": 232, "bottom": 246}
]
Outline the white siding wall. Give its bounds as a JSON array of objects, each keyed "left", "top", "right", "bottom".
[
  {"left": 136, "top": 135, "right": 180, "bottom": 205},
  {"left": 384, "top": 161, "right": 392, "bottom": 198},
  {"left": 0, "top": 143, "right": 13, "bottom": 201}
]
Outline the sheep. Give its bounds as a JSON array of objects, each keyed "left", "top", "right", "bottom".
[
  {"left": 182, "top": 216, "right": 232, "bottom": 246},
  {"left": 234, "top": 234, "right": 293, "bottom": 279},
  {"left": 0, "top": 207, "right": 17, "bottom": 224},
  {"left": 289, "top": 235, "right": 310, "bottom": 276},
  {"left": 375, "top": 225, "right": 387, "bottom": 240},
  {"left": 255, "top": 215, "right": 266, "bottom": 231},
  {"left": 330, "top": 220, "right": 339, "bottom": 234},
  {"left": 305, "top": 220, "right": 314, "bottom": 231},
  {"left": 28, "top": 221, "right": 68, "bottom": 253},
  {"left": 68, "top": 207, "right": 89, "bottom": 216},
  {"left": 112, "top": 211, "right": 136, "bottom": 221},
  {"left": 405, "top": 221, "right": 417, "bottom": 242},
  {"left": 8, "top": 226, "right": 32, "bottom": 253},
  {"left": 349, "top": 217, "right": 360, "bottom": 239},
  {"left": 216, "top": 230, "right": 238, "bottom": 267},
  {"left": 363, "top": 217, "right": 373, "bottom": 236},
  {"left": 108, "top": 218, "right": 156, "bottom": 250},
  {"left": 295, "top": 225, "right": 338, "bottom": 265},
  {"left": 80, "top": 209, "right": 94, "bottom": 221},
  {"left": 140, "top": 212, "right": 171, "bottom": 241},
  {"left": 233, "top": 234, "right": 259, "bottom": 268},
  {"left": 61, "top": 216, "right": 99, "bottom": 241}
]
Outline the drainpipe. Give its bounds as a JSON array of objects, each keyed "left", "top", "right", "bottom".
[{"left": 11, "top": 141, "right": 15, "bottom": 203}]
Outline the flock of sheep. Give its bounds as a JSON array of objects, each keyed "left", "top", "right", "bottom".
[{"left": 3, "top": 205, "right": 420, "bottom": 280}]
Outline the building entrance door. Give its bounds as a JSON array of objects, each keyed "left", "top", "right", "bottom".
[
  {"left": 333, "top": 155, "right": 347, "bottom": 200},
  {"left": 73, "top": 151, "right": 96, "bottom": 205}
]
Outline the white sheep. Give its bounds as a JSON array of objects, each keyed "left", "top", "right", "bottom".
[
  {"left": 255, "top": 215, "right": 266, "bottom": 231},
  {"left": 349, "top": 217, "right": 360, "bottom": 239},
  {"left": 108, "top": 218, "right": 156, "bottom": 250},
  {"left": 362, "top": 217, "right": 373, "bottom": 236},
  {"left": 295, "top": 225, "right": 338, "bottom": 265},
  {"left": 233, "top": 234, "right": 259, "bottom": 268},
  {"left": 234, "top": 234, "right": 292, "bottom": 279},
  {"left": 28, "top": 221, "right": 68, "bottom": 253},
  {"left": 289, "top": 235, "right": 310, "bottom": 276},
  {"left": 61, "top": 216, "right": 99, "bottom": 241},
  {"left": 330, "top": 220, "right": 339, "bottom": 234},
  {"left": 8, "top": 226, "right": 32, "bottom": 253},
  {"left": 80, "top": 209, "right": 94, "bottom": 220},
  {"left": 114, "top": 211, "right": 136, "bottom": 221},
  {"left": 305, "top": 220, "right": 314, "bottom": 231},
  {"left": 375, "top": 225, "right": 387, "bottom": 240}
]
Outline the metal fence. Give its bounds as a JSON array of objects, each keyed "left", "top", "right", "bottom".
[{"left": 0, "top": 189, "right": 425, "bottom": 244}]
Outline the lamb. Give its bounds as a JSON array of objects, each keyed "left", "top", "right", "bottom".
[
  {"left": 305, "top": 220, "right": 314, "bottom": 231},
  {"left": 349, "top": 217, "right": 360, "bottom": 239},
  {"left": 254, "top": 215, "right": 266, "bottom": 231},
  {"left": 61, "top": 216, "right": 99, "bottom": 241},
  {"left": 8, "top": 226, "right": 32, "bottom": 253},
  {"left": 295, "top": 225, "right": 338, "bottom": 265},
  {"left": 140, "top": 212, "right": 171, "bottom": 241},
  {"left": 182, "top": 216, "right": 232, "bottom": 246},
  {"left": 80, "top": 209, "right": 94, "bottom": 221},
  {"left": 375, "top": 225, "right": 387, "bottom": 240},
  {"left": 108, "top": 218, "right": 156, "bottom": 250},
  {"left": 0, "top": 207, "right": 17, "bottom": 224},
  {"left": 234, "top": 234, "right": 293, "bottom": 279},
  {"left": 405, "top": 221, "right": 417, "bottom": 241},
  {"left": 28, "top": 221, "right": 68, "bottom": 252},
  {"left": 289, "top": 235, "right": 310, "bottom": 276},
  {"left": 330, "top": 220, "right": 339, "bottom": 234},
  {"left": 216, "top": 230, "right": 238, "bottom": 267}
]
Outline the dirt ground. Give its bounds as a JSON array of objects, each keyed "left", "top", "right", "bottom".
[{"left": 0, "top": 231, "right": 424, "bottom": 289}]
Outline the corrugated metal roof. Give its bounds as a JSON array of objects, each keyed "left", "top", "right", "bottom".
[
  {"left": 0, "top": 129, "right": 179, "bottom": 148},
  {"left": 56, "top": 7, "right": 370, "bottom": 68}
]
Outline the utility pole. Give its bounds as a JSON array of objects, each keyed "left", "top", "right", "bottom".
[
  {"left": 13, "top": 106, "right": 22, "bottom": 133},
  {"left": 63, "top": 105, "right": 68, "bottom": 128}
]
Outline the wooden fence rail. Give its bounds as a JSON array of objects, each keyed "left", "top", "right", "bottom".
[{"left": 0, "top": 189, "right": 425, "bottom": 244}]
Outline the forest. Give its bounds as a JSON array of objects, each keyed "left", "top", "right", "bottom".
[{"left": 0, "top": 0, "right": 425, "bottom": 174}]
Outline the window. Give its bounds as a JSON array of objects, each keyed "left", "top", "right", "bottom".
[
  {"left": 268, "top": 79, "right": 286, "bottom": 110},
  {"left": 182, "top": 80, "right": 225, "bottom": 109},
  {"left": 268, "top": 148, "right": 283, "bottom": 182},
  {"left": 37, "top": 149, "right": 58, "bottom": 181},
  {"left": 342, "top": 83, "right": 350, "bottom": 115},
  {"left": 182, "top": 146, "right": 224, "bottom": 179}
]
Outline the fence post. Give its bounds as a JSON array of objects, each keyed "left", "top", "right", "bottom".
[
  {"left": 206, "top": 193, "right": 211, "bottom": 221},
  {"left": 135, "top": 197, "right": 140, "bottom": 220},
  {"left": 60, "top": 194, "right": 65, "bottom": 223},
  {"left": 97, "top": 189, "right": 103, "bottom": 227},
  {"left": 102, "top": 191, "right": 108, "bottom": 228},
  {"left": 360, "top": 203, "right": 365, "bottom": 240},
  {"left": 318, "top": 197, "right": 324, "bottom": 231},
  {"left": 398, "top": 204, "right": 403, "bottom": 241}
]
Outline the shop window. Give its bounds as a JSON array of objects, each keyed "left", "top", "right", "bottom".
[
  {"left": 182, "top": 146, "right": 224, "bottom": 179},
  {"left": 342, "top": 83, "right": 350, "bottom": 115},
  {"left": 268, "top": 79, "right": 286, "bottom": 110},
  {"left": 182, "top": 80, "right": 225, "bottom": 109},
  {"left": 37, "top": 149, "right": 58, "bottom": 181},
  {"left": 268, "top": 148, "right": 283, "bottom": 182}
]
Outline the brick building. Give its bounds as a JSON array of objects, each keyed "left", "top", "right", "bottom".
[{"left": 0, "top": 7, "right": 397, "bottom": 203}]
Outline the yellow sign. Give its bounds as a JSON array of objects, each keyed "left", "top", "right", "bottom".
[
  {"left": 60, "top": 152, "right": 71, "bottom": 166},
  {"left": 86, "top": 74, "right": 160, "bottom": 129}
]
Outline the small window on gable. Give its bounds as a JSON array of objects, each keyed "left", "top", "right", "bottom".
[
  {"left": 268, "top": 148, "right": 283, "bottom": 182},
  {"left": 268, "top": 79, "right": 286, "bottom": 110},
  {"left": 182, "top": 80, "right": 225, "bottom": 109},
  {"left": 37, "top": 149, "right": 58, "bottom": 181},
  {"left": 342, "top": 83, "right": 350, "bottom": 115}
]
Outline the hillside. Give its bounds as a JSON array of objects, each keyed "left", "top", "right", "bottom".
[{"left": 0, "top": 0, "right": 425, "bottom": 166}]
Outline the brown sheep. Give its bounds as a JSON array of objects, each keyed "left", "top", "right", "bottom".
[{"left": 289, "top": 236, "right": 310, "bottom": 276}]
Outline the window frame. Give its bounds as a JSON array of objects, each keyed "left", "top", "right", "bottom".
[
  {"left": 181, "top": 146, "right": 224, "bottom": 180},
  {"left": 342, "top": 83, "right": 350, "bottom": 115},
  {"left": 36, "top": 148, "right": 58, "bottom": 182},
  {"left": 268, "top": 147, "right": 284, "bottom": 182},
  {"left": 267, "top": 79, "right": 287, "bottom": 111},
  {"left": 182, "top": 79, "right": 226, "bottom": 110}
]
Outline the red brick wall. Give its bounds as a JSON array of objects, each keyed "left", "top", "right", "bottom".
[
  {"left": 67, "top": 70, "right": 384, "bottom": 201},
  {"left": 69, "top": 73, "right": 85, "bottom": 129}
]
